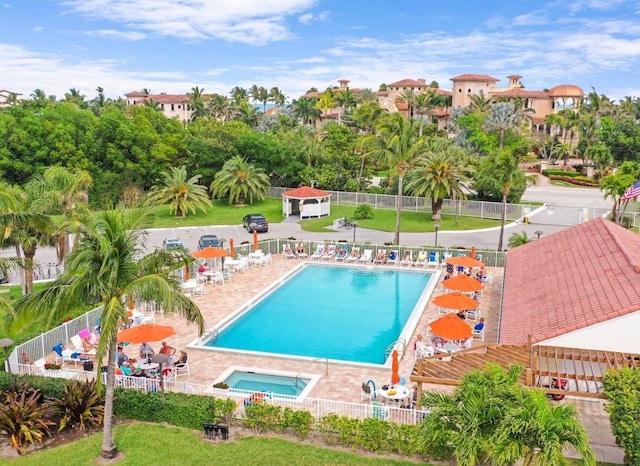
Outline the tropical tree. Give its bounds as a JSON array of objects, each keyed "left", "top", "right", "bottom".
[
  {"left": 599, "top": 161, "right": 640, "bottom": 223},
  {"left": 230, "top": 86, "right": 248, "bottom": 105},
  {"left": 476, "top": 150, "right": 535, "bottom": 250},
  {"left": 26, "top": 166, "right": 92, "bottom": 262},
  {"left": 418, "top": 364, "right": 595, "bottom": 466},
  {"left": 397, "top": 89, "right": 418, "bottom": 118},
  {"left": 469, "top": 90, "right": 492, "bottom": 115},
  {"left": 404, "top": 139, "right": 470, "bottom": 221},
  {"left": 269, "top": 86, "right": 286, "bottom": 107},
  {"left": 208, "top": 94, "right": 233, "bottom": 122},
  {"left": 360, "top": 114, "right": 427, "bottom": 244},
  {"left": 13, "top": 208, "right": 205, "bottom": 459},
  {"left": 145, "top": 166, "right": 212, "bottom": 217},
  {"left": 188, "top": 86, "right": 209, "bottom": 121},
  {"left": 507, "top": 231, "right": 532, "bottom": 248},
  {"left": 413, "top": 90, "right": 445, "bottom": 136},
  {"left": 485, "top": 102, "right": 527, "bottom": 149},
  {"left": 0, "top": 183, "right": 56, "bottom": 294},
  {"left": 210, "top": 156, "right": 270, "bottom": 205},
  {"left": 291, "top": 98, "right": 321, "bottom": 127}
]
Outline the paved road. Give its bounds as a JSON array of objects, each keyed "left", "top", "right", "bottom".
[{"left": 1, "top": 184, "right": 611, "bottom": 284}]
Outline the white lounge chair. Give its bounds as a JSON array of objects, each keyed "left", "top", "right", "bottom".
[
  {"left": 415, "top": 341, "right": 434, "bottom": 360},
  {"left": 387, "top": 250, "right": 399, "bottom": 265},
  {"left": 426, "top": 251, "right": 440, "bottom": 268},
  {"left": 322, "top": 244, "right": 337, "bottom": 261},
  {"left": 282, "top": 244, "right": 296, "bottom": 259},
  {"left": 295, "top": 243, "right": 308, "bottom": 259},
  {"left": 399, "top": 250, "right": 412, "bottom": 266},
  {"left": 413, "top": 250, "right": 427, "bottom": 267},
  {"left": 373, "top": 249, "right": 386, "bottom": 265},
  {"left": 310, "top": 244, "right": 325, "bottom": 260},
  {"left": 346, "top": 247, "right": 360, "bottom": 262},
  {"left": 359, "top": 249, "right": 373, "bottom": 263},
  {"left": 335, "top": 245, "right": 349, "bottom": 261}
]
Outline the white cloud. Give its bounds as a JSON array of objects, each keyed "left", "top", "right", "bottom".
[
  {"left": 298, "top": 13, "right": 313, "bottom": 24},
  {"left": 296, "top": 56, "right": 326, "bottom": 63},
  {"left": 84, "top": 29, "right": 146, "bottom": 41},
  {"left": 61, "top": 0, "right": 318, "bottom": 45}
]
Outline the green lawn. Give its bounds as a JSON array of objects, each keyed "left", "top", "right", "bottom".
[
  {"left": 4, "top": 423, "right": 422, "bottom": 466},
  {"left": 146, "top": 199, "right": 501, "bottom": 233}
]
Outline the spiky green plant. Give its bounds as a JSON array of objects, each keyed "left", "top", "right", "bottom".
[
  {"left": 0, "top": 388, "right": 54, "bottom": 455},
  {"left": 51, "top": 379, "right": 105, "bottom": 431}
]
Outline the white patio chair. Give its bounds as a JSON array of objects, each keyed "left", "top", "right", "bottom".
[
  {"left": 346, "top": 247, "right": 360, "bottom": 262},
  {"left": 426, "top": 251, "right": 440, "bottom": 268},
  {"left": 358, "top": 249, "right": 373, "bottom": 263},
  {"left": 399, "top": 250, "right": 413, "bottom": 266},
  {"left": 387, "top": 250, "right": 399, "bottom": 265}
]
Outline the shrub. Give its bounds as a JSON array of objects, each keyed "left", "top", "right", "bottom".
[
  {"left": 603, "top": 367, "right": 640, "bottom": 465},
  {"left": 282, "top": 408, "right": 314, "bottom": 440},
  {"left": 50, "top": 379, "right": 104, "bottom": 431},
  {"left": 542, "top": 169, "right": 579, "bottom": 177},
  {"left": 0, "top": 373, "right": 71, "bottom": 400},
  {"left": 0, "top": 388, "right": 55, "bottom": 455},
  {"left": 212, "top": 382, "right": 229, "bottom": 389},
  {"left": 353, "top": 204, "right": 374, "bottom": 220},
  {"left": 244, "top": 402, "right": 283, "bottom": 434}
]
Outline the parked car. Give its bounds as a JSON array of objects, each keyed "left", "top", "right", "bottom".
[
  {"left": 242, "top": 214, "right": 269, "bottom": 233},
  {"left": 198, "top": 234, "right": 221, "bottom": 249},
  {"left": 162, "top": 238, "right": 184, "bottom": 249}
]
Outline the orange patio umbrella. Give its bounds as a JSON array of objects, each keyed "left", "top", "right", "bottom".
[
  {"left": 445, "top": 255, "right": 485, "bottom": 269},
  {"left": 192, "top": 247, "right": 229, "bottom": 259},
  {"left": 117, "top": 324, "right": 175, "bottom": 344},
  {"left": 253, "top": 230, "right": 259, "bottom": 251},
  {"left": 443, "top": 275, "right": 484, "bottom": 293},
  {"left": 229, "top": 238, "right": 235, "bottom": 257},
  {"left": 391, "top": 350, "right": 400, "bottom": 384},
  {"left": 428, "top": 313, "right": 472, "bottom": 340},
  {"left": 433, "top": 291, "right": 480, "bottom": 310}
]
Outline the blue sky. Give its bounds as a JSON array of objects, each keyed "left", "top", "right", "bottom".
[{"left": 1, "top": 0, "right": 639, "bottom": 103}]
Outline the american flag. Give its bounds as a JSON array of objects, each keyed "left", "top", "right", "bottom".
[{"left": 622, "top": 179, "right": 640, "bottom": 201}]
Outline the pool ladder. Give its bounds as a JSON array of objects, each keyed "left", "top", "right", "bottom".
[
  {"left": 384, "top": 338, "right": 407, "bottom": 360},
  {"left": 200, "top": 325, "right": 218, "bottom": 344},
  {"left": 294, "top": 357, "right": 328, "bottom": 389}
]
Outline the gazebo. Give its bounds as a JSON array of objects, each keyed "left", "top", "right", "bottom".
[{"left": 282, "top": 186, "right": 331, "bottom": 219}]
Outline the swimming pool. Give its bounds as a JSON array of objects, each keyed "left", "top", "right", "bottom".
[
  {"left": 203, "top": 264, "right": 436, "bottom": 365},
  {"left": 225, "top": 371, "right": 309, "bottom": 395}
]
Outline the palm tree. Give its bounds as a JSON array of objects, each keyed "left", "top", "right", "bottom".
[
  {"left": 230, "top": 86, "right": 248, "bottom": 106},
  {"left": 26, "top": 166, "right": 92, "bottom": 263},
  {"left": 145, "top": 166, "right": 212, "bottom": 218},
  {"left": 599, "top": 162, "right": 640, "bottom": 223},
  {"left": 233, "top": 101, "right": 259, "bottom": 127},
  {"left": 469, "top": 90, "right": 492, "bottom": 115},
  {"left": 249, "top": 84, "right": 260, "bottom": 106},
  {"left": 413, "top": 90, "right": 446, "bottom": 136},
  {"left": 485, "top": 102, "right": 526, "bottom": 149},
  {"left": 291, "top": 98, "right": 321, "bottom": 127},
  {"left": 0, "top": 183, "right": 56, "bottom": 294},
  {"left": 188, "top": 86, "right": 208, "bottom": 121},
  {"left": 257, "top": 87, "right": 269, "bottom": 113},
  {"left": 314, "top": 91, "right": 336, "bottom": 119},
  {"left": 477, "top": 150, "right": 535, "bottom": 250},
  {"left": 208, "top": 94, "right": 233, "bottom": 122},
  {"left": 507, "top": 231, "right": 532, "bottom": 248},
  {"left": 396, "top": 89, "right": 418, "bottom": 118},
  {"left": 13, "top": 208, "right": 205, "bottom": 459},
  {"left": 269, "top": 87, "right": 286, "bottom": 107},
  {"left": 360, "top": 114, "right": 427, "bottom": 244},
  {"left": 404, "top": 139, "right": 470, "bottom": 221},
  {"left": 210, "top": 156, "right": 270, "bottom": 205},
  {"left": 334, "top": 88, "right": 358, "bottom": 124}
]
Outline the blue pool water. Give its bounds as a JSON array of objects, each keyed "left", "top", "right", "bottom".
[
  {"left": 205, "top": 264, "right": 434, "bottom": 364},
  {"left": 225, "top": 371, "right": 309, "bottom": 396}
]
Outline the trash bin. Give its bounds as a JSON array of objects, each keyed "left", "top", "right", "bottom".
[{"left": 83, "top": 360, "right": 94, "bottom": 371}]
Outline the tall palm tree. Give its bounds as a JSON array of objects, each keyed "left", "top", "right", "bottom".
[
  {"left": 314, "top": 91, "right": 336, "bottom": 119},
  {"left": 360, "top": 114, "right": 427, "bottom": 244},
  {"left": 0, "top": 183, "right": 56, "bottom": 294},
  {"left": 13, "top": 208, "right": 205, "bottom": 459},
  {"left": 188, "top": 86, "right": 208, "bottom": 121},
  {"left": 145, "top": 166, "right": 212, "bottom": 218},
  {"left": 469, "top": 90, "right": 492, "bottom": 115},
  {"left": 477, "top": 150, "right": 535, "bottom": 250},
  {"left": 233, "top": 100, "right": 259, "bottom": 127},
  {"left": 26, "top": 166, "right": 92, "bottom": 263},
  {"left": 507, "top": 231, "right": 532, "bottom": 248},
  {"left": 269, "top": 87, "right": 286, "bottom": 107},
  {"left": 334, "top": 88, "right": 358, "bottom": 124},
  {"left": 230, "top": 86, "right": 248, "bottom": 106},
  {"left": 291, "top": 98, "right": 321, "bottom": 127},
  {"left": 249, "top": 84, "right": 260, "bottom": 106},
  {"left": 413, "top": 90, "right": 446, "bottom": 136},
  {"left": 257, "top": 87, "right": 269, "bottom": 113},
  {"left": 404, "top": 139, "right": 470, "bottom": 221},
  {"left": 208, "top": 94, "right": 232, "bottom": 122},
  {"left": 210, "top": 156, "right": 270, "bottom": 205}
]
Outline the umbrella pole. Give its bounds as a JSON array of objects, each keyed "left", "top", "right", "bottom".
[{"left": 159, "top": 362, "right": 166, "bottom": 401}]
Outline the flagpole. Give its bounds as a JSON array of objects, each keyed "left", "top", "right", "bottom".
[{"left": 618, "top": 199, "right": 629, "bottom": 225}]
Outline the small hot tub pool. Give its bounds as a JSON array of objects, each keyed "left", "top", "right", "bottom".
[{"left": 211, "top": 366, "right": 321, "bottom": 400}]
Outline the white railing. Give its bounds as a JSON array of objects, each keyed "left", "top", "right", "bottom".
[{"left": 270, "top": 187, "right": 526, "bottom": 221}]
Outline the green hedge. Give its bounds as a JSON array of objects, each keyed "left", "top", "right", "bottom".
[
  {"left": 542, "top": 169, "right": 582, "bottom": 177},
  {"left": 0, "top": 373, "right": 71, "bottom": 399},
  {"left": 603, "top": 368, "right": 640, "bottom": 465},
  {"left": 112, "top": 388, "right": 235, "bottom": 429}
]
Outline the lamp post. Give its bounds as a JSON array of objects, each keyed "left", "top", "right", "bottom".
[
  {"left": 434, "top": 224, "right": 440, "bottom": 247},
  {"left": 0, "top": 337, "right": 15, "bottom": 376},
  {"left": 351, "top": 221, "right": 358, "bottom": 243},
  {"left": 454, "top": 178, "right": 460, "bottom": 226},
  {"left": 534, "top": 230, "right": 544, "bottom": 240}
]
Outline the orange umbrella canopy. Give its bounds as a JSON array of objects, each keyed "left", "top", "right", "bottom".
[
  {"left": 117, "top": 324, "right": 175, "bottom": 344},
  {"left": 443, "top": 275, "right": 484, "bottom": 293},
  {"left": 192, "top": 247, "right": 229, "bottom": 259},
  {"left": 429, "top": 313, "right": 472, "bottom": 340},
  {"left": 433, "top": 292, "right": 480, "bottom": 310},
  {"left": 253, "top": 230, "right": 259, "bottom": 251},
  {"left": 391, "top": 350, "right": 400, "bottom": 384},
  {"left": 445, "top": 255, "right": 485, "bottom": 268}
]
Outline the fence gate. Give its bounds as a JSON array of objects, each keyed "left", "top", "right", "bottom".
[{"left": 529, "top": 206, "right": 610, "bottom": 226}]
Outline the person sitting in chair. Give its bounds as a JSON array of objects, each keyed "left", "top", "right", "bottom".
[
  {"left": 283, "top": 243, "right": 294, "bottom": 256},
  {"left": 139, "top": 342, "right": 155, "bottom": 360},
  {"left": 173, "top": 350, "right": 188, "bottom": 368},
  {"left": 375, "top": 250, "right": 386, "bottom": 264},
  {"left": 474, "top": 318, "right": 485, "bottom": 331},
  {"left": 159, "top": 341, "right": 176, "bottom": 358}
]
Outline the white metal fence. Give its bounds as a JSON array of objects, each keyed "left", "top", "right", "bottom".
[{"left": 270, "top": 187, "right": 525, "bottom": 221}]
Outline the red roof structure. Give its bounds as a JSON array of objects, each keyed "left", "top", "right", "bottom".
[
  {"left": 450, "top": 74, "right": 500, "bottom": 82},
  {"left": 500, "top": 218, "right": 640, "bottom": 345},
  {"left": 282, "top": 186, "right": 330, "bottom": 198},
  {"left": 490, "top": 88, "right": 549, "bottom": 99}
]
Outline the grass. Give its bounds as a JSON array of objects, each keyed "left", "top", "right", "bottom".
[
  {"left": 149, "top": 198, "right": 284, "bottom": 228},
  {"left": 3, "top": 422, "right": 423, "bottom": 466},
  {"left": 0, "top": 282, "right": 49, "bottom": 301},
  {"left": 300, "top": 205, "right": 501, "bottom": 233}
]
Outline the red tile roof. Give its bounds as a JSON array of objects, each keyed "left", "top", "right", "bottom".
[
  {"left": 548, "top": 84, "right": 584, "bottom": 97},
  {"left": 450, "top": 73, "right": 500, "bottom": 82},
  {"left": 500, "top": 218, "right": 640, "bottom": 345},
  {"left": 490, "top": 88, "right": 549, "bottom": 99},
  {"left": 387, "top": 79, "right": 428, "bottom": 88},
  {"left": 282, "top": 186, "right": 330, "bottom": 198}
]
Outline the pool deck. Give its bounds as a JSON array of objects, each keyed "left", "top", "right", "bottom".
[{"left": 151, "top": 256, "right": 503, "bottom": 403}]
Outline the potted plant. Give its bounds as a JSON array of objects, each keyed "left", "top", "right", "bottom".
[
  {"left": 213, "top": 381, "right": 229, "bottom": 389},
  {"left": 44, "top": 362, "right": 62, "bottom": 371}
]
